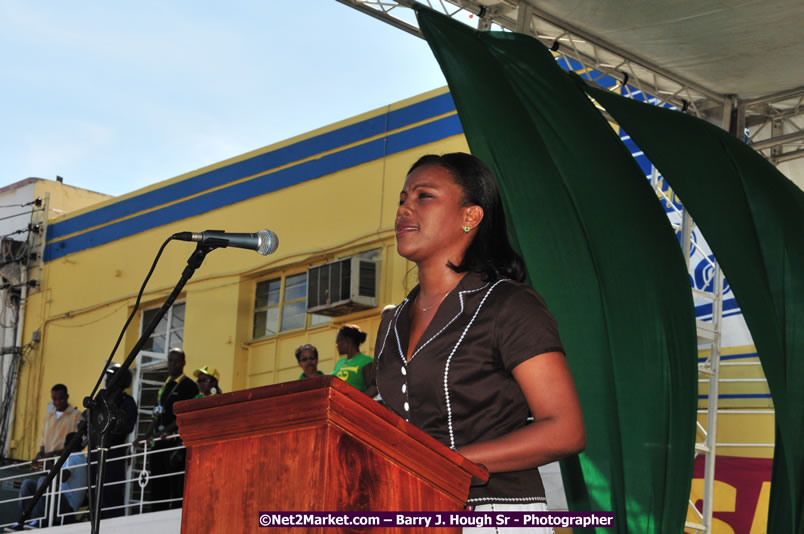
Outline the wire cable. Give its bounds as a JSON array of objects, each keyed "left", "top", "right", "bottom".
[
  {"left": 2, "top": 223, "right": 40, "bottom": 240},
  {"left": 0, "top": 209, "right": 40, "bottom": 223},
  {"left": 0, "top": 198, "right": 42, "bottom": 209},
  {"left": 2, "top": 229, "right": 28, "bottom": 239}
]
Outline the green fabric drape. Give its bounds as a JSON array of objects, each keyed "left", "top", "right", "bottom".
[
  {"left": 587, "top": 84, "right": 804, "bottom": 534},
  {"left": 415, "top": 8, "right": 697, "bottom": 533}
]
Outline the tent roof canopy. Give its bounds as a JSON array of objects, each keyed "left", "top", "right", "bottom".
[
  {"left": 525, "top": 0, "right": 804, "bottom": 100},
  {"left": 338, "top": 0, "right": 804, "bottom": 162}
]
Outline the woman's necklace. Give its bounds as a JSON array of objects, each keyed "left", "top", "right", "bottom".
[{"left": 414, "top": 290, "right": 450, "bottom": 313}]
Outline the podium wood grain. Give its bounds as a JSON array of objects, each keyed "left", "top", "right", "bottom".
[{"left": 175, "top": 376, "right": 487, "bottom": 533}]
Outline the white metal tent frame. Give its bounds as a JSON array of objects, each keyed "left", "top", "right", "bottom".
[
  {"left": 338, "top": 0, "right": 804, "bottom": 163},
  {"left": 336, "top": 1, "right": 796, "bottom": 532}
]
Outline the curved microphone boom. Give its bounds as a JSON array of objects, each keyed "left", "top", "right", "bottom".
[{"left": 172, "top": 229, "right": 279, "bottom": 255}]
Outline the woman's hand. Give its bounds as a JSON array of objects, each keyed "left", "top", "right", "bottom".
[
  {"left": 362, "top": 361, "right": 378, "bottom": 398},
  {"left": 457, "top": 351, "right": 585, "bottom": 472}
]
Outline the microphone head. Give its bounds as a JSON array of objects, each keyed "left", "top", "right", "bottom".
[{"left": 256, "top": 229, "right": 279, "bottom": 255}]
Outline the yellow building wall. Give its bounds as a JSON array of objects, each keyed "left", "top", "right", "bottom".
[
  {"left": 10, "top": 86, "right": 472, "bottom": 458},
  {"left": 33, "top": 180, "right": 110, "bottom": 220},
  {"left": 13, "top": 295, "right": 132, "bottom": 454}
]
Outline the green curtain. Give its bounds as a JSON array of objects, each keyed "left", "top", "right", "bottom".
[
  {"left": 415, "top": 8, "right": 698, "bottom": 533},
  {"left": 587, "top": 84, "right": 804, "bottom": 534}
]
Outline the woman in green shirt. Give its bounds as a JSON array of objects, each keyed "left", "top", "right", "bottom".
[{"left": 332, "top": 324, "right": 376, "bottom": 396}]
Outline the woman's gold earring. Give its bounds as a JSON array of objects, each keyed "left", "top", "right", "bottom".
[{"left": 464, "top": 225, "right": 471, "bottom": 233}]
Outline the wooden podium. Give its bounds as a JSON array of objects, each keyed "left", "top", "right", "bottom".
[{"left": 174, "top": 376, "right": 488, "bottom": 533}]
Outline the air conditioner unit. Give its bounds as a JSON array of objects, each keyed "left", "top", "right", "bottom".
[{"left": 307, "top": 255, "right": 378, "bottom": 316}]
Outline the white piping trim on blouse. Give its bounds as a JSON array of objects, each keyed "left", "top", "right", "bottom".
[
  {"left": 392, "top": 298, "right": 411, "bottom": 366},
  {"left": 375, "top": 303, "right": 406, "bottom": 407},
  {"left": 444, "top": 279, "right": 507, "bottom": 450},
  {"left": 466, "top": 496, "right": 547, "bottom": 504},
  {"left": 396, "top": 282, "right": 490, "bottom": 366},
  {"left": 376, "top": 303, "right": 404, "bottom": 363}
]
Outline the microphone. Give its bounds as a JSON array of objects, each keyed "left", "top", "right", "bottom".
[{"left": 172, "top": 229, "right": 278, "bottom": 255}]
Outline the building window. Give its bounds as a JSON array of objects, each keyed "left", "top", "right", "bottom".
[
  {"left": 253, "top": 273, "right": 329, "bottom": 339},
  {"left": 132, "top": 302, "right": 185, "bottom": 440},
  {"left": 140, "top": 303, "right": 185, "bottom": 359},
  {"left": 280, "top": 273, "right": 306, "bottom": 331},
  {"left": 253, "top": 278, "right": 281, "bottom": 338}
]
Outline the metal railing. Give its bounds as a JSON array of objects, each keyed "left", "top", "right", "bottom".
[{"left": 0, "top": 434, "right": 185, "bottom": 529}]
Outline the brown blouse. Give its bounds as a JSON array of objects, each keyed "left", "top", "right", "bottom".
[{"left": 375, "top": 271, "right": 565, "bottom": 505}]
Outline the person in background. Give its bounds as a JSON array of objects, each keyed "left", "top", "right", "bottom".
[
  {"left": 143, "top": 347, "right": 198, "bottom": 511},
  {"left": 91, "top": 364, "right": 138, "bottom": 519},
  {"left": 375, "top": 153, "right": 585, "bottom": 533},
  {"left": 295, "top": 344, "right": 323, "bottom": 379},
  {"left": 18, "top": 432, "right": 87, "bottom": 527},
  {"left": 33, "top": 384, "right": 83, "bottom": 465},
  {"left": 332, "top": 325, "right": 377, "bottom": 397},
  {"left": 19, "top": 382, "right": 82, "bottom": 526},
  {"left": 193, "top": 366, "right": 222, "bottom": 398}
]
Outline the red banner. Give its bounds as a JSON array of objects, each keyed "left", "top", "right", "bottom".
[{"left": 686, "top": 455, "right": 772, "bottom": 534}]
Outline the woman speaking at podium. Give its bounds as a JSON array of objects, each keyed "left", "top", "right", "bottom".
[{"left": 374, "top": 153, "right": 585, "bottom": 533}]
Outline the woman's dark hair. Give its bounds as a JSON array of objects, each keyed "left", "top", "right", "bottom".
[
  {"left": 337, "top": 325, "right": 367, "bottom": 347},
  {"left": 295, "top": 344, "right": 319, "bottom": 361},
  {"left": 408, "top": 153, "right": 525, "bottom": 282}
]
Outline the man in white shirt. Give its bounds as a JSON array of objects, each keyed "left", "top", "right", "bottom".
[{"left": 34, "top": 384, "right": 82, "bottom": 462}]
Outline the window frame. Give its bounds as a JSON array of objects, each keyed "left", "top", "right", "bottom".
[
  {"left": 251, "top": 271, "right": 330, "bottom": 341},
  {"left": 128, "top": 301, "right": 186, "bottom": 509}
]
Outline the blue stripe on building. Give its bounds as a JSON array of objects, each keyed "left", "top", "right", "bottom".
[
  {"left": 47, "top": 92, "right": 458, "bottom": 243},
  {"left": 698, "top": 352, "right": 759, "bottom": 362},
  {"left": 45, "top": 114, "right": 464, "bottom": 261}
]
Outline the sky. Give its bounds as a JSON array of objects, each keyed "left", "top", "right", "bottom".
[{"left": 0, "top": 1, "right": 452, "bottom": 197}]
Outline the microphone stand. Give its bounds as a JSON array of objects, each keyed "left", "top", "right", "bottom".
[{"left": 18, "top": 243, "right": 217, "bottom": 533}]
